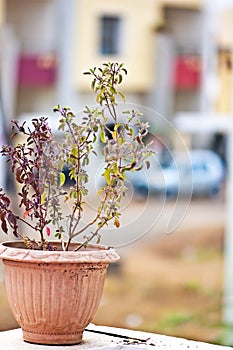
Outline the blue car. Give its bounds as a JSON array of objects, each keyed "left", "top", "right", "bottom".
[{"left": 129, "top": 150, "right": 225, "bottom": 198}]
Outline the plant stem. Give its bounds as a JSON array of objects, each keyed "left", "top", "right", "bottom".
[
  {"left": 68, "top": 192, "right": 108, "bottom": 242},
  {"left": 74, "top": 220, "right": 107, "bottom": 251},
  {"left": 17, "top": 216, "right": 37, "bottom": 231}
]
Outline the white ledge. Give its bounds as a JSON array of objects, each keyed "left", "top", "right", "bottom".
[{"left": 0, "top": 324, "right": 231, "bottom": 350}]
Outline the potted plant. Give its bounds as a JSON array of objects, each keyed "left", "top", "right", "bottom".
[{"left": 0, "top": 62, "right": 153, "bottom": 345}]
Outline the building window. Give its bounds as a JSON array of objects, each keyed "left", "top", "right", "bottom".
[{"left": 100, "top": 16, "right": 121, "bottom": 55}]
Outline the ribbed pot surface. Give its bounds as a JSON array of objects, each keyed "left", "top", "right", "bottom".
[{"left": 0, "top": 242, "right": 120, "bottom": 345}]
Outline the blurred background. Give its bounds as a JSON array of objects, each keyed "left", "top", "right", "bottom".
[{"left": 0, "top": 0, "right": 233, "bottom": 346}]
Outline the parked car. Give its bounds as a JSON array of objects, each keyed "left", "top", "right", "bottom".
[{"left": 129, "top": 149, "right": 225, "bottom": 198}]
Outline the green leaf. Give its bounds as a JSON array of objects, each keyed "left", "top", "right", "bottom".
[
  {"left": 118, "top": 137, "right": 125, "bottom": 145},
  {"left": 96, "top": 93, "right": 102, "bottom": 104},
  {"left": 84, "top": 106, "right": 91, "bottom": 113},
  {"left": 55, "top": 230, "right": 62, "bottom": 239},
  {"left": 110, "top": 86, "right": 117, "bottom": 95},
  {"left": 59, "top": 172, "right": 66, "bottom": 187},
  {"left": 103, "top": 168, "right": 111, "bottom": 185},
  {"left": 91, "top": 79, "right": 96, "bottom": 90},
  {"left": 118, "top": 92, "right": 126, "bottom": 102},
  {"left": 53, "top": 105, "right": 60, "bottom": 112},
  {"left": 127, "top": 127, "right": 134, "bottom": 137},
  {"left": 98, "top": 188, "right": 103, "bottom": 196},
  {"left": 71, "top": 146, "right": 78, "bottom": 158},
  {"left": 113, "top": 162, "right": 118, "bottom": 174},
  {"left": 100, "top": 131, "right": 106, "bottom": 143},
  {"left": 119, "top": 172, "right": 126, "bottom": 180},
  {"left": 69, "top": 169, "right": 75, "bottom": 179},
  {"left": 114, "top": 123, "right": 121, "bottom": 131},
  {"left": 135, "top": 165, "right": 143, "bottom": 171},
  {"left": 41, "top": 192, "right": 47, "bottom": 204},
  {"left": 82, "top": 157, "right": 89, "bottom": 166},
  {"left": 102, "top": 110, "right": 108, "bottom": 123}
]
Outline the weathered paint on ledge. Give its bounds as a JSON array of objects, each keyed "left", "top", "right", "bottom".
[{"left": 0, "top": 324, "right": 232, "bottom": 350}]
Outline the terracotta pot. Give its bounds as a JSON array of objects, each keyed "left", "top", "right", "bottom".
[{"left": 0, "top": 241, "right": 120, "bottom": 345}]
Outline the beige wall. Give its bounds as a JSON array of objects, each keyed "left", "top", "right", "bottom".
[
  {"left": 6, "top": 0, "right": 57, "bottom": 54},
  {"left": 160, "top": 0, "right": 201, "bottom": 9},
  {"left": 74, "top": 0, "right": 162, "bottom": 93}
]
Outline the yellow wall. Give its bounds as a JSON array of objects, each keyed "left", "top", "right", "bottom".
[
  {"left": 215, "top": 51, "right": 232, "bottom": 114},
  {"left": 0, "top": 0, "right": 5, "bottom": 26},
  {"left": 214, "top": 9, "right": 233, "bottom": 114},
  {"left": 74, "top": 0, "right": 162, "bottom": 92}
]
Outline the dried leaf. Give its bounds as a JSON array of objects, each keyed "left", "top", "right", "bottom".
[
  {"left": 23, "top": 209, "right": 32, "bottom": 219},
  {"left": 1, "top": 218, "right": 8, "bottom": 233},
  {"left": 114, "top": 218, "right": 120, "bottom": 228}
]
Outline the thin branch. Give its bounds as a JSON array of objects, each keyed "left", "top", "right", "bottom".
[
  {"left": 68, "top": 191, "right": 108, "bottom": 241},
  {"left": 74, "top": 220, "right": 107, "bottom": 251},
  {"left": 17, "top": 215, "right": 38, "bottom": 231}
]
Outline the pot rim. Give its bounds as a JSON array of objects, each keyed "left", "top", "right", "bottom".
[{"left": 0, "top": 241, "right": 120, "bottom": 263}]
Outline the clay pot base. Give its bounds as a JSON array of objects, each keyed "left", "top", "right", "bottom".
[{"left": 23, "top": 329, "right": 83, "bottom": 345}]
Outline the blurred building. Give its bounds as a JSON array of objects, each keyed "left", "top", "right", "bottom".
[
  {"left": 0, "top": 0, "right": 200, "bottom": 111},
  {"left": 0, "top": 0, "right": 232, "bottom": 150}
]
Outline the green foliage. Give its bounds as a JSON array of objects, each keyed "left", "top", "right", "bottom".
[
  {"left": 0, "top": 62, "right": 154, "bottom": 251},
  {"left": 158, "top": 312, "right": 194, "bottom": 328},
  {"left": 84, "top": 62, "right": 127, "bottom": 114}
]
